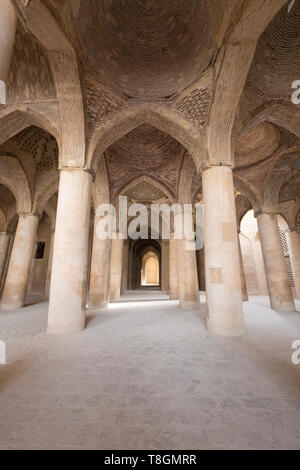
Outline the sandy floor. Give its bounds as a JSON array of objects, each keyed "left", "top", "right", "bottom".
[{"left": 0, "top": 294, "right": 299, "bottom": 450}]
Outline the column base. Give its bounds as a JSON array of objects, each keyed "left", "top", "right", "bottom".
[
  {"left": 207, "top": 318, "right": 246, "bottom": 337},
  {"left": 270, "top": 301, "right": 296, "bottom": 313},
  {"left": 180, "top": 298, "right": 200, "bottom": 311},
  {"left": 88, "top": 300, "right": 109, "bottom": 309},
  {"left": 170, "top": 294, "right": 179, "bottom": 301},
  {"left": 47, "top": 319, "right": 85, "bottom": 336},
  {"left": 0, "top": 299, "right": 24, "bottom": 310}
]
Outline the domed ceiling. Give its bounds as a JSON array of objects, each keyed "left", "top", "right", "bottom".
[
  {"left": 1, "top": 126, "right": 59, "bottom": 173},
  {"left": 126, "top": 180, "right": 168, "bottom": 202},
  {"left": 106, "top": 124, "right": 185, "bottom": 197},
  {"left": 76, "top": 0, "right": 226, "bottom": 99},
  {"left": 279, "top": 156, "right": 300, "bottom": 203},
  {"left": 108, "top": 124, "right": 182, "bottom": 170},
  {"left": 235, "top": 122, "right": 281, "bottom": 168}
]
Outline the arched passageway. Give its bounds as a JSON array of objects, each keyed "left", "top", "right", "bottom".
[{"left": 126, "top": 239, "right": 162, "bottom": 291}]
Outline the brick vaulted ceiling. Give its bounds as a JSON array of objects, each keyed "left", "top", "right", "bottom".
[
  {"left": 76, "top": 0, "right": 226, "bottom": 100},
  {"left": 106, "top": 124, "right": 185, "bottom": 198},
  {"left": 4, "top": 0, "right": 300, "bottom": 206}
]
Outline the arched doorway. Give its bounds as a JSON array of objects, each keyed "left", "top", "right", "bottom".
[
  {"left": 141, "top": 251, "right": 160, "bottom": 287},
  {"left": 127, "top": 239, "right": 161, "bottom": 290}
]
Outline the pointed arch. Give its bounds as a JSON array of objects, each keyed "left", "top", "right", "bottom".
[
  {"left": 241, "top": 103, "right": 300, "bottom": 140},
  {"left": 14, "top": 0, "right": 85, "bottom": 167},
  {"left": 119, "top": 175, "right": 174, "bottom": 203},
  {"left": 233, "top": 174, "right": 262, "bottom": 213},
  {"left": 0, "top": 156, "right": 32, "bottom": 213},
  {"left": 263, "top": 148, "right": 300, "bottom": 210},
  {"left": 88, "top": 104, "right": 206, "bottom": 174},
  {"left": 0, "top": 106, "right": 61, "bottom": 148},
  {"left": 178, "top": 153, "right": 196, "bottom": 204},
  {"left": 34, "top": 172, "right": 59, "bottom": 216}
]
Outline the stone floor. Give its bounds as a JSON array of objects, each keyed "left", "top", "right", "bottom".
[{"left": 0, "top": 294, "right": 300, "bottom": 450}]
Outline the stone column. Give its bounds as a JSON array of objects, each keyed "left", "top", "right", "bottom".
[
  {"left": 178, "top": 236, "right": 200, "bottom": 310},
  {"left": 286, "top": 230, "right": 300, "bottom": 300},
  {"left": 257, "top": 213, "right": 295, "bottom": 311},
  {"left": 202, "top": 166, "right": 245, "bottom": 336},
  {"left": 0, "top": 0, "right": 16, "bottom": 104},
  {"left": 89, "top": 214, "right": 112, "bottom": 309},
  {"left": 44, "top": 228, "right": 55, "bottom": 299},
  {"left": 161, "top": 240, "right": 169, "bottom": 291},
  {"left": 26, "top": 240, "right": 38, "bottom": 295},
  {"left": 238, "top": 232, "right": 249, "bottom": 301},
  {"left": 169, "top": 233, "right": 179, "bottom": 299},
  {"left": 121, "top": 242, "right": 128, "bottom": 292},
  {"left": 47, "top": 170, "right": 92, "bottom": 335},
  {"left": 109, "top": 234, "right": 124, "bottom": 300},
  {"left": 1, "top": 214, "right": 39, "bottom": 310},
  {"left": 253, "top": 235, "right": 269, "bottom": 295},
  {"left": 0, "top": 232, "right": 10, "bottom": 284}
]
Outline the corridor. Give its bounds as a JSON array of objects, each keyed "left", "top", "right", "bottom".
[{"left": 0, "top": 295, "right": 299, "bottom": 450}]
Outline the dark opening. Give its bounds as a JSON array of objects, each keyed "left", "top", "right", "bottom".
[{"left": 36, "top": 241, "right": 46, "bottom": 260}]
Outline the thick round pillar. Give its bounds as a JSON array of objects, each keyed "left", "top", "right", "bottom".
[
  {"left": 44, "top": 229, "right": 55, "bottom": 299},
  {"left": 0, "top": 232, "right": 10, "bottom": 283},
  {"left": 169, "top": 233, "right": 179, "bottom": 300},
  {"left": 89, "top": 215, "right": 112, "bottom": 309},
  {"left": 0, "top": 0, "right": 16, "bottom": 104},
  {"left": 253, "top": 236, "right": 269, "bottom": 295},
  {"left": 238, "top": 233, "right": 249, "bottom": 301},
  {"left": 161, "top": 240, "right": 169, "bottom": 291},
  {"left": 203, "top": 166, "right": 245, "bottom": 336},
  {"left": 109, "top": 235, "right": 124, "bottom": 300},
  {"left": 257, "top": 213, "right": 295, "bottom": 312},
  {"left": 47, "top": 170, "right": 92, "bottom": 335},
  {"left": 121, "top": 242, "right": 128, "bottom": 292},
  {"left": 178, "top": 236, "right": 200, "bottom": 310},
  {"left": 286, "top": 230, "right": 300, "bottom": 300},
  {"left": 1, "top": 214, "right": 39, "bottom": 310}
]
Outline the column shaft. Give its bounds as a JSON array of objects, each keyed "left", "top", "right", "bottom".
[
  {"left": 0, "top": 0, "right": 16, "bottom": 104},
  {"left": 1, "top": 214, "right": 39, "bottom": 309},
  {"left": 121, "top": 242, "right": 128, "bottom": 292},
  {"left": 89, "top": 214, "right": 112, "bottom": 308},
  {"left": 253, "top": 236, "right": 269, "bottom": 295},
  {"left": 0, "top": 232, "right": 10, "bottom": 283},
  {"left": 169, "top": 234, "right": 179, "bottom": 300},
  {"left": 178, "top": 236, "right": 200, "bottom": 310},
  {"left": 47, "top": 170, "right": 92, "bottom": 335},
  {"left": 109, "top": 236, "right": 124, "bottom": 300},
  {"left": 44, "top": 230, "right": 55, "bottom": 299},
  {"left": 203, "top": 166, "right": 245, "bottom": 336},
  {"left": 238, "top": 234, "right": 249, "bottom": 301},
  {"left": 161, "top": 241, "right": 169, "bottom": 291},
  {"left": 257, "top": 213, "right": 295, "bottom": 311},
  {"left": 286, "top": 230, "right": 300, "bottom": 300}
]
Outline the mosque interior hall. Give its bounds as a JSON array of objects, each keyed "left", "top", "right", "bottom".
[{"left": 0, "top": 0, "right": 300, "bottom": 450}]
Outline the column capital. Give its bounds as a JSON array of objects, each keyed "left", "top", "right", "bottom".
[
  {"left": 254, "top": 208, "right": 278, "bottom": 218},
  {"left": 202, "top": 162, "right": 233, "bottom": 173},
  {"left": 17, "top": 211, "right": 40, "bottom": 219},
  {"left": 58, "top": 166, "right": 95, "bottom": 181}
]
